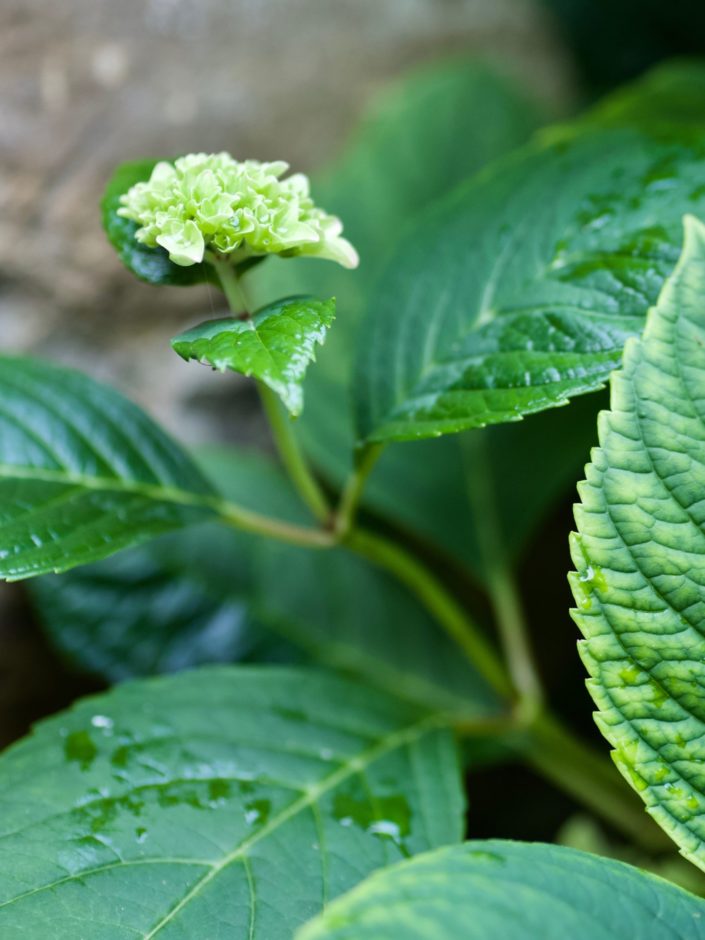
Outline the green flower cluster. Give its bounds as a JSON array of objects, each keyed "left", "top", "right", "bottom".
[{"left": 118, "top": 152, "right": 359, "bottom": 269}]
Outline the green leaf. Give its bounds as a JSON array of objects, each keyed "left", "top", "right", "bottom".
[
  {"left": 247, "top": 59, "right": 550, "bottom": 572},
  {"left": 102, "top": 158, "right": 217, "bottom": 287},
  {"left": 172, "top": 297, "right": 336, "bottom": 415},
  {"left": 29, "top": 448, "right": 498, "bottom": 716},
  {"left": 27, "top": 525, "right": 266, "bottom": 680},
  {"left": 0, "top": 356, "right": 216, "bottom": 580},
  {"left": 355, "top": 127, "right": 705, "bottom": 443},
  {"left": 583, "top": 59, "right": 705, "bottom": 130},
  {"left": 570, "top": 215, "right": 705, "bottom": 869},
  {"left": 297, "top": 840, "right": 705, "bottom": 940},
  {"left": 0, "top": 666, "right": 463, "bottom": 938}
]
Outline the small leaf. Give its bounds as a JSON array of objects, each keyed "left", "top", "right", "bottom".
[
  {"left": 102, "top": 158, "right": 217, "bottom": 287},
  {"left": 297, "top": 840, "right": 705, "bottom": 939},
  {"left": 0, "top": 357, "right": 215, "bottom": 580},
  {"left": 172, "top": 296, "right": 336, "bottom": 415},
  {"left": 0, "top": 666, "right": 464, "bottom": 938},
  {"left": 29, "top": 448, "right": 499, "bottom": 717},
  {"left": 571, "top": 215, "right": 705, "bottom": 869},
  {"left": 355, "top": 128, "right": 705, "bottom": 443}
]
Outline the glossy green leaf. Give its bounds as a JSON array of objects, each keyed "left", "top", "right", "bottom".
[
  {"left": 297, "top": 840, "right": 705, "bottom": 940},
  {"left": 172, "top": 297, "right": 336, "bottom": 415},
  {"left": 27, "top": 525, "right": 266, "bottom": 680},
  {"left": 102, "top": 158, "right": 217, "bottom": 287},
  {"left": 570, "top": 215, "right": 705, "bottom": 869},
  {"left": 30, "top": 448, "right": 498, "bottom": 716},
  {"left": 0, "top": 357, "right": 215, "bottom": 580},
  {"left": 246, "top": 60, "right": 547, "bottom": 571},
  {"left": 0, "top": 666, "right": 463, "bottom": 938},
  {"left": 355, "top": 127, "right": 705, "bottom": 443}
]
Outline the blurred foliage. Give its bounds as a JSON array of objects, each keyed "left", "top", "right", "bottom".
[{"left": 544, "top": 0, "right": 705, "bottom": 94}]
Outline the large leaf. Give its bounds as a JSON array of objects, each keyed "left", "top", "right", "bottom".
[
  {"left": 102, "top": 159, "right": 217, "bottom": 287},
  {"left": 172, "top": 297, "right": 335, "bottom": 416},
  {"left": 0, "top": 666, "right": 463, "bottom": 938},
  {"left": 0, "top": 357, "right": 216, "bottom": 580},
  {"left": 29, "top": 448, "right": 498, "bottom": 716},
  {"left": 247, "top": 59, "right": 548, "bottom": 572},
  {"left": 570, "top": 215, "right": 705, "bottom": 869},
  {"left": 297, "top": 840, "right": 705, "bottom": 939},
  {"left": 355, "top": 127, "right": 705, "bottom": 443}
]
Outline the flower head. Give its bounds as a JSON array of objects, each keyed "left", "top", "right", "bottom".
[{"left": 117, "top": 153, "right": 358, "bottom": 269}]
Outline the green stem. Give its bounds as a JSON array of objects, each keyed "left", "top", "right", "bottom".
[
  {"left": 334, "top": 443, "right": 383, "bottom": 537},
  {"left": 346, "top": 527, "right": 513, "bottom": 699},
  {"left": 213, "top": 261, "right": 330, "bottom": 524},
  {"left": 218, "top": 499, "right": 336, "bottom": 548},
  {"left": 257, "top": 380, "right": 330, "bottom": 523},
  {"left": 486, "top": 564, "right": 542, "bottom": 717},
  {"left": 213, "top": 259, "right": 250, "bottom": 315},
  {"left": 462, "top": 433, "right": 543, "bottom": 710}
]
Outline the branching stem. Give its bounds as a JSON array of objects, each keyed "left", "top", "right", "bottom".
[{"left": 208, "top": 260, "right": 663, "bottom": 852}]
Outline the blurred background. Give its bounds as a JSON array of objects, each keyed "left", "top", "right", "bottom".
[{"left": 1, "top": 0, "right": 705, "bottom": 853}]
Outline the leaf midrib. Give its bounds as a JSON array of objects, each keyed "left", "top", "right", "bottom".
[{"left": 0, "top": 464, "right": 219, "bottom": 516}]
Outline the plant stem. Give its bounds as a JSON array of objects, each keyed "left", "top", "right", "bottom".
[
  {"left": 257, "top": 380, "right": 331, "bottom": 523},
  {"left": 334, "top": 443, "right": 383, "bottom": 537},
  {"left": 346, "top": 527, "right": 513, "bottom": 699},
  {"left": 213, "top": 261, "right": 330, "bottom": 523},
  {"left": 217, "top": 499, "right": 336, "bottom": 548},
  {"left": 462, "top": 433, "right": 543, "bottom": 711},
  {"left": 214, "top": 259, "right": 250, "bottom": 315},
  {"left": 527, "top": 711, "right": 671, "bottom": 852}
]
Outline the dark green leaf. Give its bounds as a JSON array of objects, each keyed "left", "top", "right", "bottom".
[
  {"left": 0, "top": 666, "right": 463, "bottom": 938},
  {"left": 102, "top": 159, "right": 217, "bottom": 287},
  {"left": 571, "top": 215, "right": 705, "bottom": 868},
  {"left": 27, "top": 525, "right": 266, "bottom": 680},
  {"left": 355, "top": 128, "right": 705, "bottom": 443},
  {"left": 172, "top": 297, "right": 336, "bottom": 415},
  {"left": 30, "top": 448, "right": 498, "bottom": 716},
  {"left": 0, "top": 356, "right": 216, "bottom": 580},
  {"left": 297, "top": 840, "right": 705, "bottom": 939}
]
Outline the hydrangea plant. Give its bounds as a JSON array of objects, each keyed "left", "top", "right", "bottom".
[
  {"left": 112, "top": 151, "right": 358, "bottom": 420},
  {"left": 4, "top": 59, "right": 705, "bottom": 939}
]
